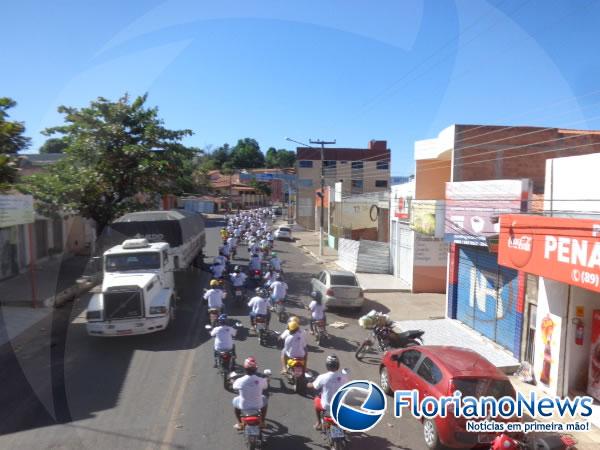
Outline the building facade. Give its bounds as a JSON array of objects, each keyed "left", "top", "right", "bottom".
[{"left": 295, "top": 140, "right": 390, "bottom": 230}]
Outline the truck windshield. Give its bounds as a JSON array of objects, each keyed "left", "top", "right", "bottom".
[{"left": 105, "top": 252, "right": 161, "bottom": 272}]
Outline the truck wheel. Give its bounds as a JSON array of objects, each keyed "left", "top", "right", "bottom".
[{"left": 165, "top": 304, "right": 176, "bottom": 330}]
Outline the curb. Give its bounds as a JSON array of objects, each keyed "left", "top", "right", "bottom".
[{"left": 46, "top": 274, "right": 102, "bottom": 308}]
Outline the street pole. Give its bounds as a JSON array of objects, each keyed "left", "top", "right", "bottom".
[{"left": 310, "top": 139, "right": 336, "bottom": 256}]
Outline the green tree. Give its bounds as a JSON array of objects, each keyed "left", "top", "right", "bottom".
[
  {"left": 0, "top": 97, "right": 30, "bottom": 189},
  {"left": 250, "top": 179, "right": 271, "bottom": 196},
  {"left": 230, "top": 138, "right": 264, "bottom": 169},
  {"left": 20, "top": 93, "right": 195, "bottom": 233},
  {"left": 39, "top": 137, "right": 68, "bottom": 154},
  {"left": 265, "top": 147, "right": 295, "bottom": 168}
]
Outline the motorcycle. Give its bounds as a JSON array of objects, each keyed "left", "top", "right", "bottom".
[
  {"left": 285, "top": 357, "right": 309, "bottom": 394},
  {"left": 272, "top": 298, "right": 287, "bottom": 323},
  {"left": 312, "top": 319, "right": 328, "bottom": 346},
  {"left": 207, "top": 308, "right": 221, "bottom": 327},
  {"left": 205, "top": 324, "right": 236, "bottom": 389},
  {"left": 232, "top": 369, "right": 272, "bottom": 450},
  {"left": 251, "top": 269, "right": 262, "bottom": 286},
  {"left": 233, "top": 285, "right": 246, "bottom": 306},
  {"left": 491, "top": 433, "right": 576, "bottom": 450},
  {"left": 255, "top": 314, "right": 268, "bottom": 346},
  {"left": 321, "top": 411, "right": 347, "bottom": 450},
  {"left": 355, "top": 325, "right": 424, "bottom": 360}
]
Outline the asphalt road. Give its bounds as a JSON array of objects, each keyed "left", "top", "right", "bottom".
[{"left": 0, "top": 218, "right": 428, "bottom": 450}]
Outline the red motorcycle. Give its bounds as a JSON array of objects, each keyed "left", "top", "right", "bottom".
[{"left": 491, "top": 433, "right": 576, "bottom": 450}]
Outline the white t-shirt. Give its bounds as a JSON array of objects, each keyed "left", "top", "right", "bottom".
[
  {"left": 248, "top": 296, "right": 269, "bottom": 315},
  {"left": 248, "top": 256, "right": 261, "bottom": 271},
  {"left": 313, "top": 371, "right": 349, "bottom": 410},
  {"left": 270, "top": 281, "right": 288, "bottom": 300},
  {"left": 211, "top": 325, "right": 237, "bottom": 351},
  {"left": 309, "top": 301, "right": 325, "bottom": 320},
  {"left": 211, "top": 264, "right": 225, "bottom": 278},
  {"left": 283, "top": 331, "right": 307, "bottom": 358},
  {"left": 270, "top": 258, "right": 281, "bottom": 271},
  {"left": 204, "top": 289, "right": 224, "bottom": 309},
  {"left": 230, "top": 272, "right": 247, "bottom": 287},
  {"left": 227, "top": 237, "right": 237, "bottom": 247},
  {"left": 233, "top": 374, "right": 269, "bottom": 410}
]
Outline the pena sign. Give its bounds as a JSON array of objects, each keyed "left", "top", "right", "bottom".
[{"left": 498, "top": 214, "right": 600, "bottom": 293}]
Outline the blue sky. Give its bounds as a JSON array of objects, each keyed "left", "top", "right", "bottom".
[{"left": 3, "top": 0, "right": 600, "bottom": 176}]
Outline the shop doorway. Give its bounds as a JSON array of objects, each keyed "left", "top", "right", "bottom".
[{"left": 524, "top": 303, "right": 537, "bottom": 364}]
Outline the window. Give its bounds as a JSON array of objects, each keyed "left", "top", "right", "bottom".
[
  {"left": 416, "top": 357, "right": 443, "bottom": 385},
  {"left": 399, "top": 349, "right": 422, "bottom": 370},
  {"left": 376, "top": 160, "right": 389, "bottom": 170},
  {"left": 375, "top": 180, "right": 388, "bottom": 188},
  {"left": 323, "top": 160, "right": 337, "bottom": 169},
  {"left": 298, "top": 178, "right": 314, "bottom": 188},
  {"left": 351, "top": 161, "right": 363, "bottom": 170},
  {"left": 330, "top": 275, "right": 358, "bottom": 286},
  {"left": 299, "top": 160, "right": 313, "bottom": 168},
  {"left": 351, "top": 180, "right": 363, "bottom": 189}
]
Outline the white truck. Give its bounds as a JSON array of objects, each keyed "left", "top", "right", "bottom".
[{"left": 86, "top": 238, "right": 177, "bottom": 336}]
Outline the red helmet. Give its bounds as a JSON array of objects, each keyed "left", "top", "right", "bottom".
[{"left": 244, "top": 357, "right": 257, "bottom": 370}]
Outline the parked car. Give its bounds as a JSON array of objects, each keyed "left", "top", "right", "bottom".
[
  {"left": 310, "top": 270, "right": 364, "bottom": 310},
  {"left": 271, "top": 206, "right": 282, "bottom": 216},
  {"left": 379, "top": 346, "right": 516, "bottom": 450},
  {"left": 274, "top": 225, "right": 292, "bottom": 241}
]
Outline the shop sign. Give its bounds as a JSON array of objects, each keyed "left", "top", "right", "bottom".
[
  {"left": 410, "top": 200, "right": 445, "bottom": 238},
  {"left": 444, "top": 179, "right": 531, "bottom": 246},
  {"left": 498, "top": 214, "right": 600, "bottom": 293},
  {"left": 0, "top": 195, "right": 34, "bottom": 227}
]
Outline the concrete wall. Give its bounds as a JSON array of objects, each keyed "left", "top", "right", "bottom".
[{"left": 415, "top": 159, "right": 451, "bottom": 200}]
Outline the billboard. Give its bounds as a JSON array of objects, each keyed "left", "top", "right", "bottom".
[
  {"left": 0, "top": 195, "right": 35, "bottom": 227},
  {"left": 498, "top": 214, "right": 600, "bottom": 293},
  {"left": 444, "top": 179, "right": 531, "bottom": 246},
  {"left": 410, "top": 200, "right": 445, "bottom": 238}
]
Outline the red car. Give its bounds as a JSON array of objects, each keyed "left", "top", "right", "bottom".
[{"left": 380, "top": 346, "right": 516, "bottom": 450}]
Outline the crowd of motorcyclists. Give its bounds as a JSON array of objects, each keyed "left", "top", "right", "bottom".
[{"left": 203, "top": 207, "right": 348, "bottom": 436}]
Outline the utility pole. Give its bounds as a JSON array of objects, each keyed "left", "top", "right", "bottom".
[{"left": 310, "top": 139, "right": 336, "bottom": 256}]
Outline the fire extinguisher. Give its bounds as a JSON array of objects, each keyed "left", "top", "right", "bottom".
[{"left": 573, "top": 318, "right": 584, "bottom": 346}]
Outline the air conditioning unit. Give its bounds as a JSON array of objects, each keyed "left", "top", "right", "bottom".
[{"left": 122, "top": 238, "right": 150, "bottom": 249}]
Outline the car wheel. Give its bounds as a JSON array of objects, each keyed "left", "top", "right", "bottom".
[
  {"left": 423, "top": 419, "right": 442, "bottom": 450},
  {"left": 379, "top": 367, "right": 393, "bottom": 396}
]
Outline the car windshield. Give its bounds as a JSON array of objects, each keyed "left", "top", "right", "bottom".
[
  {"left": 330, "top": 275, "right": 358, "bottom": 286},
  {"left": 451, "top": 378, "right": 514, "bottom": 399},
  {"left": 105, "top": 252, "right": 161, "bottom": 272},
  {"left": 279, "top": 227, "right": 290, "bottom": 232}
]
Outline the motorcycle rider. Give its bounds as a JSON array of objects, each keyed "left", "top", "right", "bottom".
[
  {"left": 307, "top": 355, "right": 349, "bottom": 430},
  {"left": 308, "top": 291, "right": 326, "bottom": 335},
  {"left": 232, "top": 357, "right": 269, "bottom": 430},
  {"left": 279, "top": 319, "right": 307, "bottom": 375},
  {"left": 210, "top": 314, "right": 237, "bottom": 368},
  {"left": 230, "top": 266, "right": 247, "bottom": 290},
  {"left": 269, "top": 252, "right": 282, "bottom": 272},
  {"left": 210, "top": 260, "right": 226, "bottom": 280},
  {"left": 204, "top": 279, "right": 226, "bottom": 315},
  {"left": 269, "top": 273, "right": 288, "bottom": 305},
  {"left": 262, "top": 267, "right": 276, "bottom": 289},
  {"left": 220, "top": 227, "right": 229, "bottom": 240},
  {"left": 248, "top": 288, "right": 270, "bottom": 330},
  {"left": 248, "top": 253, "right": 262, "bottom": 272},
  {"left": 227, "top": 235, "right": 237, "bottom": 255}
]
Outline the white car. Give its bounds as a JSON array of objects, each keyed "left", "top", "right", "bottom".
[
  {"left": 310, "top": 269, "right": 364, "bottom": 310},
  {"left": 274, "top": 226, "right": 292, "bottom": 241}
]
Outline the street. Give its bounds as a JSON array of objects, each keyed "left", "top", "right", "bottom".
[{"left": 0, "top": 218, "right": 427, "bottom": 450}]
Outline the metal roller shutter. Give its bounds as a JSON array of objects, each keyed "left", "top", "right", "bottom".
[{"left": 455, "top": 246, "right": 519, "bottom": 356}]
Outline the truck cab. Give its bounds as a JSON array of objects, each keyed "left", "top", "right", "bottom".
[{"left": 86, "top": 239, "right": 176, "bottom": 336}]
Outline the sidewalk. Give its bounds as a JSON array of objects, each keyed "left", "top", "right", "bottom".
[
  {"left": 0, "top": 255, "right": 99, "bottom": 347},
  {"left": 289, "top": 225, "right": 409, "bottom": 291}
]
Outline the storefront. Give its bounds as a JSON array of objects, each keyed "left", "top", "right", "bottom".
[
  {"left": 498, "top": 214, "right": 600, "bottom": 410},
  {"left": 445, "top": 179, "right": 531, "bottom": 358}
]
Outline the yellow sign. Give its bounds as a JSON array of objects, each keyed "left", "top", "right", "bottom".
[
  {"left": 0, "top": 195, "right": 35, "bottom": 227},
  {"left": 576, "top": 306, "right": 585, "bottom": 318}
]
